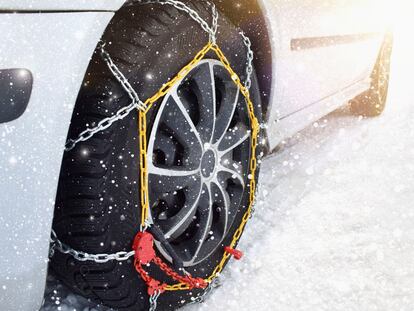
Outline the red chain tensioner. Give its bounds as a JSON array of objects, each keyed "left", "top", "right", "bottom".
[
  {"left": 224, "top": 246, "right": 244, "bottom": 260},
  {"left": 132, "top": 231, "right": 208, "bottom": 296}
]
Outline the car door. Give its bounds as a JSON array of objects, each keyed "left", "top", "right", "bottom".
[{"left": 263, "top": 0, "right": 385, "bottom": 135}]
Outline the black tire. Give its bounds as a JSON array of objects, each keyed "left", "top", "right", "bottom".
[
  {"left": 51, "top": 1, "right": 262, "bottom": 310},
  {"left": 350, "top": 34, "right": 393, "bottom": 117}
]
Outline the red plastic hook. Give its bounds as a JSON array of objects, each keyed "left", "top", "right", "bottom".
[
  {"left": 132, "top": 231, "right": 156, "bottom": 264},
  {"left": 224, "top": 246, "right": 243, "bottom": 260}
]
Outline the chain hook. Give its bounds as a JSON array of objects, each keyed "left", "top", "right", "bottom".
[
  {"left": 97, "top": 40, "right": 106, "bottom": 55},
  {"left": 140, "top": 221, "right": 150, "bottom": 233},
  {"left": 190, "top": 276, "right": 222, "bottom": 305}
]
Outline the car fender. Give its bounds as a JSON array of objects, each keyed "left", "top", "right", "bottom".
[{"left": 0, "top": 12, "right": 114, "bottom": 310}]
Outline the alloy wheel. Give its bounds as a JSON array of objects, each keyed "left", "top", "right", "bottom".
[{"left": 147, "top": 59, "right": 252, "bottom": 266}]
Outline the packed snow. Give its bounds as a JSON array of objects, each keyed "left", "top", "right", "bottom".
[{"left": 42, "top": 13, "right": 414, "bottom": 311}]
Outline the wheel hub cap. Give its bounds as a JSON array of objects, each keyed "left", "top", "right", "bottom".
[
  {"left": 200, "top": 147, "right": 217, "bottom": 179},
  {"left": 146, "top": 59, "right": 251, "bottom": 266}
]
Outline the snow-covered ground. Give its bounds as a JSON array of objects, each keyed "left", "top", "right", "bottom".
[
  {"left": 43, "top": 13, "right": 414, "bottom": 311},
  {"left": 183, "top": 21, "right": 414, "bottom": 311},
  {"left": 184, "top": 19, "right": 414, "bottom": 311}
]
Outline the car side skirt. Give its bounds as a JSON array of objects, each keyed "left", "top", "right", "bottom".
[{"left": 266, "top": 78, "right": 371, "bottom": 151}]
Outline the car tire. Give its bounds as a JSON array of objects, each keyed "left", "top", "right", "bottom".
[
  {"left": 350, "top": 34, "right": 393, "bottom": 117},
  {"left": 50, "top": 1, "right": 262, "bottom": 310}
]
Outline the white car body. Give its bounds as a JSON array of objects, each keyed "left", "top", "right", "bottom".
[{"left": 0, "top": 0, "right": 387, "bottom": 310}]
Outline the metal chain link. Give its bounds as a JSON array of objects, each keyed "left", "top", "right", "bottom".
[
  {"left": 100, "top": 44, "right": 146, "bottom": 112},
  {"left": 54, "top": 5, "right": 255, "bottom": 264},
  {"left": 189, "top": 276, "right": 222, "bottom": 305},
  {"left": 50, "top": 230, "right": 135, "bottom": 263},
  {"left": 64, "top": 99, "right": 143, "bottom": 152},
  {"left": 240, "top": 31, "right": 254, "bottom": 90},
  {"left": 240, "top": 31, "right": 257, "bottom": 221},
  {"left": 54, "top": 0, "right": 226, "bottom": 264},
  {"left": 210, "top": 1, "right": 219, "bottom": 43},
  {"left": 52, "top": 2, "right": 256, "bottom": 306},
  {"left": 65, "top": 45, "right": 146, "bottom": 152},
  {"left": 136, "top": 0, "right": 218, "bottom": 43},
  {"left": 149, "top": 290, "right": 161, "bottom": 311},
  {"left": 65, "top": 0, "right": 218, "bottom": 152}
]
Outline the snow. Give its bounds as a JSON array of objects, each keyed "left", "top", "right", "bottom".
[
  {"left": 183, "top": 28, "right": 414, "bottom": 311},
  {"left": 183, "top": 23, "right": 414, "bottom": 311},
  {"left": 42, "top": 15, "right": 414, "bottom": 311}
]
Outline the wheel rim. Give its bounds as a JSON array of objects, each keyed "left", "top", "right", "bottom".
[
  {"left": 147, "top": 59, "right": 251, "bottom": 266},
  {"left": 374, "top": 43, "right": 391, "bottom": 106}
]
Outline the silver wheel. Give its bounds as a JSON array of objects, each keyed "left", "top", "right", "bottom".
[
  {"left": 350, "top": 34, "right": 393, "bottom": 117},
  {"left": 147, "top": 59, "right": 251, "bottom": 266}
]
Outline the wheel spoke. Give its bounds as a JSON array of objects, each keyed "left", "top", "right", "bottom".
[
  {"left": 217, "top": 164, "right": 245, "bottom": 188},
  {"left": 156, "top": 93, "right": 203, "bottom": 151},
  {"left": 171, "top": 91, "right": 204, "bottom": 148},
  {"left": 151, "top": 131, "right": 181, "bottom": 167},
  {"left": 188, "top": 183, "right": 213, "bottom": 264},
  {"left": 154, "top": 178, "right": 203, "bottom": 240},
  {"left": 148, "top": 171, "right": 201, "bottom": 194},
  {"left": 214, "top": 170, "right": 245, "bottom": 234},
  {"left": 217, "top": 123, "right": 250, "bottom": 156},
  {"left": 209, "top": 180, "right": 229, "bottom": 237},
  {"left": 177, "top": 62, "right": 216, "bottom": 144},
  {"left": 148, "top": 165, "right": 200, "bottom": 177},
  {"left": 147, "top": 93, "right": 203, "bottom": 171},
  {"left": 212, "top": 83, "right": 240, "bottom": 144}
]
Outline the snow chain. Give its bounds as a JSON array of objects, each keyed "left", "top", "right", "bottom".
[{"left": 51, "top": 1, "right": 259, "bottom": 309}]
